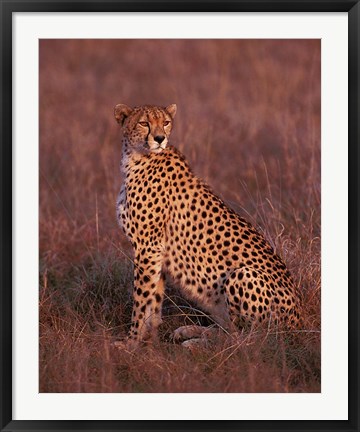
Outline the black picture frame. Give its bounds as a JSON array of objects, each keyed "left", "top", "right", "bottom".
[{"left": 1, "top": 1, "right": 359, "bottom": 431}]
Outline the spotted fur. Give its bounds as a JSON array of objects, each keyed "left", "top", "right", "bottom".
[{"left": 115, "top": 104, "right": 300, "bottom": 346}]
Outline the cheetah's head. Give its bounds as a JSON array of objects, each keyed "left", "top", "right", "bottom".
[{"left": 114, "top": 104, "right": 177, "bottom": 154}]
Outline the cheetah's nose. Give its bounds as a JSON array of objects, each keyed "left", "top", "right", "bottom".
[{"left": 154, "top": 135, "right": 165, "bottom": 144}]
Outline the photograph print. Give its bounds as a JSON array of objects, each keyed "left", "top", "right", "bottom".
[{"left": 39, "top": 39, "right": 321, "bottom": 393}]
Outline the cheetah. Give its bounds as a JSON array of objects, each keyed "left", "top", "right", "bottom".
[{"left": 114, "top": 103, "right": 300, "bottom": 348}]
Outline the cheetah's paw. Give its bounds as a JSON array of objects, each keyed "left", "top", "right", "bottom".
[
  {"left": 113, "top": 339, "right": 139, "bottom": 353},
  {"left": 173, "top": 325, "right": 208, "bottom": 342}
]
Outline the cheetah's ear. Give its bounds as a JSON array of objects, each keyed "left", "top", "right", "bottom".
[
  {"left": 165, "top": 104, "right": 177, "bottom": 119},
  {"left": 114, "top": 104, "right": 133, "bottom": 126}
]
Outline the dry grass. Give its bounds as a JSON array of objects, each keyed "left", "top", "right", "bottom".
[{"left": 39, "top": 39, "right": 321, "bottom": 393}]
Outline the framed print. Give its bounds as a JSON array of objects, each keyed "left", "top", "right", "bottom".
[{"left": 1, "top": 1, "right": 359, "bottom": 431}]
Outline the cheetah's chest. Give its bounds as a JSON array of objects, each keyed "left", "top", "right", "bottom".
[{"left": 116, "top": 183, "right": 128, "bottom": 232}]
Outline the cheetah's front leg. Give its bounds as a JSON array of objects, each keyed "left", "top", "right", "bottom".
[{"left": 127, "top": 248, "right": 165, "bottom": 346}]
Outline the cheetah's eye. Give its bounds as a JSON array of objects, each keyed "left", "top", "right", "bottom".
[
  {"left": 139, "top": 121, "right": 149, "bottom": 127},
  {"left": 164, "top": 120, "right": 171, "bottom": 126}
]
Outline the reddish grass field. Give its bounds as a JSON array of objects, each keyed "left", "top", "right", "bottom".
[{"left": 39, "top": 39, "right": 321, "bottom": 393}]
